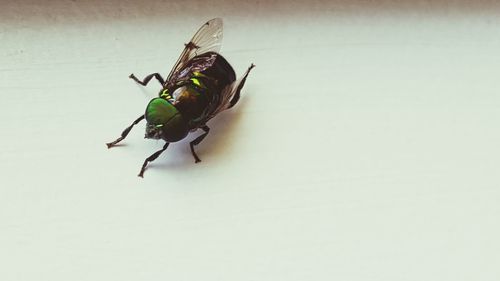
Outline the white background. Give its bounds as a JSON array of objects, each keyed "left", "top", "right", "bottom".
[{"left": 1, "top": 1, "right": 499, "bottom": 280}]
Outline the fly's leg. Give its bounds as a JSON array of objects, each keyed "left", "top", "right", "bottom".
[
  {"left": 138, "top": 142, "right": 170, "bottom": 177},
  {"left": 106, "top": 115, "right": 145, "bottom": 148},
  {"left": 190, "top": 125, "right": 210, "bottom": 163},
  {"left": 229, "top": 63, "right": 255, "bottom": 108},
  {"left": 129, "top": 73, "right": 165, "bottom": 86}
]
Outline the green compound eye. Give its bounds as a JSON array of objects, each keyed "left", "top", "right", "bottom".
[
  {"left": 145, "top": 98, "right": 178, "bottom": 125},
  {"left": 144, "top": 98, "right": 189, "bottom": 142}
]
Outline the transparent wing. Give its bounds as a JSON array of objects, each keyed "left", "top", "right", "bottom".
[{"left": 165, "top": 18, "right": 223, "bottom": 85}]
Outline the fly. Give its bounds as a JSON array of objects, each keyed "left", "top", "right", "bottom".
[{"left": 106, "top": 18, "right": 254, "bottom": 177}]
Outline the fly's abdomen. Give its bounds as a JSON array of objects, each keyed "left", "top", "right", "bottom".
[
  {"left": 186, "top": 52, "right": 236, "bottom": 94},
  {"left": 197, "top": 53, "right": 236, "bottom": 90},
  {"left": 168, "top": 53, "right": 238, "bottom": 126}
]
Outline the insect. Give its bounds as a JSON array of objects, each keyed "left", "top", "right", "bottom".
[{"left": 106, "top": 18, "right": 255, "bottom": 177}]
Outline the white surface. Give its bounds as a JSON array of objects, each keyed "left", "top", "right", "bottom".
[{"left": 1, "top": 1, "right": 500, "bottom": 280}]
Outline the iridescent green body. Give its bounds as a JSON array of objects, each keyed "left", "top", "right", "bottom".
[{"left": 144, "top": 52, "right": 237, "bottom": 142}]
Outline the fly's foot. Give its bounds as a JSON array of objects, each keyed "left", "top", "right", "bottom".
[{"left": 138, "top": 170, "right": 145, "bottom": 178}]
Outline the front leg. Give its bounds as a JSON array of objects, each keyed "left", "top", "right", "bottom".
[
  {"left": 138, "top": 142, "right": 170, "bottom": 177},
  {"left": 129, "top": 73, "right": 165, "bottom": 86},
  {"left": 106, "top": 115, "right": 145, "bottom": 148},
  {"left": 190, "top": 125, "right": 210, "bottom": 163}
]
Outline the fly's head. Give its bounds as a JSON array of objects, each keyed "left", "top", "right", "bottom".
[
  {"left": 144, "top": 98, "right": 189, "bottom": 142},
  {"left": 145, "top": 123, "right": 164, "bottom": 140}
]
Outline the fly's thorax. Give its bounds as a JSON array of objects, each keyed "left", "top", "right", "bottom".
[
  {"left": 158, "top": 82, "right": 209, "bottom": 121},
  {"left": 145, "top": 98, "right": 189, "bottom": 142},
  {"left": 159, "top": 88, "right": 173, "bottom": 101}
]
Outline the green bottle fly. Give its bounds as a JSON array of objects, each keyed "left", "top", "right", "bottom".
[{"left": 106, "top": 18, "right": 254, "bottom": 177}]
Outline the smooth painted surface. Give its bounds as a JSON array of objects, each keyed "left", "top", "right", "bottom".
[{"left": 1, "top": 1, "right": 499, "bottom": 280}]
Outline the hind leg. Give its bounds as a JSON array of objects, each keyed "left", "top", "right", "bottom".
[{"left": 229, "top": 63, "right": 255, "bottom": 108}]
